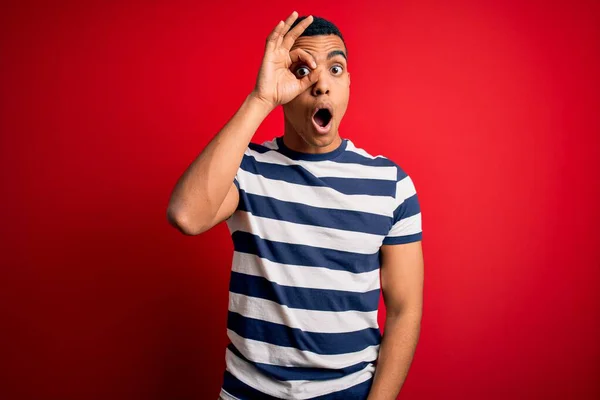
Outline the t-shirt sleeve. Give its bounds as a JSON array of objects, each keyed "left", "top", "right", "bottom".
[
  {"left": 231, "top": 145, "right": 257, "bottom": 216},
  {"left": 383, "top": 170, "right": 423, "bottom": 245},
  {"left": 232, "top": 146, "right": 253, "bottom": 191}
]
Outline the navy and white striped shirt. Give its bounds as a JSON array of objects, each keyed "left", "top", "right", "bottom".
[{"left": 220, "top": 136, "right": 422, "bottom": 399}]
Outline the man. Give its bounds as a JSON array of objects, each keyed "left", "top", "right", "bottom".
[{"left": 167, "top": 12, "right": 424, "bottom": 400}]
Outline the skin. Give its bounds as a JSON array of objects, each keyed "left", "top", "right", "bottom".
[
  {"left": 167, "top": 12, "right": 423, "bottom": 399},
  {"left": 167, "top": 12, "right": 317, "bottom": 235},
  {"left": 367, "top": 241, "right": 424, "bottom": 400},
  {"left": 282, "top": 34, "right": 350, "bottom": 153}
]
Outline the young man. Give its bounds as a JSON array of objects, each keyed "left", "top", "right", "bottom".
[{"left": 167, "top": 12, "right": 424, "bottom": 400}]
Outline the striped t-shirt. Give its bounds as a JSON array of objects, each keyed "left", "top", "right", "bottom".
[{"left": 220, "top": 136, "right": 422, "bottom": 400}]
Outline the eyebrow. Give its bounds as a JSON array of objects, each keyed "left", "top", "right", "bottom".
[
  {"left": 327, "top": 50, "right": 347, "bottom": 61},
  {"left": 304, "top": 49, "right": 347, "bottom": 61}
]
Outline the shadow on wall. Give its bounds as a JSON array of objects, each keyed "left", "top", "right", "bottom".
[{"left": 3, "top": 192, "right": 233, "bottom": 400}]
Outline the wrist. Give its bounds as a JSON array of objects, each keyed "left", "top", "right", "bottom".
[{"left": 248, "top": 91, "right": 277, "bottom": 114}]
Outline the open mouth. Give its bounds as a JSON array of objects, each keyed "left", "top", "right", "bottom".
[{"left": 312, "top": 107, "right": 333, "bottom": 129}]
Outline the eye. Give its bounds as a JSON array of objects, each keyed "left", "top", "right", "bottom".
[
  {"left": 331, "top": 65, "right": 343, "bottom": 75},
  {"left": 295, "top": 66, "right": 311, "bottom": 78}
]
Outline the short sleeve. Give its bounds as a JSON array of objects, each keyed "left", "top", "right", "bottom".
[
  {"left": 232, "top": 146, "right": 254, "bottom": 191},
  {"left": 230, "top": 145, "right": 259, "bottom": 216},
  {"left": 383, "top": 172, "right": 423, "bottom": 245}
]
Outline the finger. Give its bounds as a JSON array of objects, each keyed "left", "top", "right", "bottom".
[
  {"left": 282, "top": 15, "right": 314, "bottom": 50},
  {"left": 296, "top": 70, "right": 318, "bottom": 92},
  {"left": 265, "top": 20, "right": 285, "bottom": 51},
  {"left": 289, "top": 48, "right": 317, "bottom": 69},
  {"left": 278, "top": 11, "right": 299, "bottom": 46}
]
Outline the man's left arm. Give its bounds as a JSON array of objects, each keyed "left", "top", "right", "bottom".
[{"left": 367, "top": 240, "right": 424, "bottom": 400}]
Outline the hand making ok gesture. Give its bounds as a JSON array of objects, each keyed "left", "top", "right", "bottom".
[{"left": 252, "top": 12, "right": 318, "bottom": 108}]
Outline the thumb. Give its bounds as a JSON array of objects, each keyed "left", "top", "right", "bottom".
[{"left": 297, "top": 71, "right": 317, "bottom": 92}]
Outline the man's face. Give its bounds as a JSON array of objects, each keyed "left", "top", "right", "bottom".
[{"left": 283, "top": 34, "right": 350, "bottom": 149}]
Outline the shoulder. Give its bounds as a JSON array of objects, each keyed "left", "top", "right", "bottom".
[
  {"left": 343, "top": 139, "right": 410, "bottom": 182},
  {"left": 245, "top": 137, "right": 277, "bottom": 155},
  {"left": 257, "top": 137, "right": 279, "bottom": 151}
]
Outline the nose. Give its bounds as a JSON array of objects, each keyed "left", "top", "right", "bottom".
[{"left": 311, "top": 68, "right": 330, "bottom": 96}]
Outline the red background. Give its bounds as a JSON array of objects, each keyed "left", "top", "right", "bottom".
[{"left": 1, "top": 0, "right": 599, "bottom": 399}]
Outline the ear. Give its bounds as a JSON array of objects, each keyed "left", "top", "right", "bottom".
[{"left": 348, "top": 72, "right": 351, "bottom": 86}]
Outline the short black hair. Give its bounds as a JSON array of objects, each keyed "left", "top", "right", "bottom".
[{"left": 290, "top": 16, "right": 347, "bottom": 55}]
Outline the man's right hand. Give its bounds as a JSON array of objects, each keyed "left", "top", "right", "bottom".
[
  {"left": 167, "top": 12, "right": 317, "bottom": 236},
  {"left": 252, "top": 12, "right": 317, "bottom": 109}
]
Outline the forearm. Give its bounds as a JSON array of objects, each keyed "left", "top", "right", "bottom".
[
  {"left": 367, "top": 311, "right": 422, "bottom": 400},
  {"left": 167, "top": 93, "right": 272, "bottom": 232}
]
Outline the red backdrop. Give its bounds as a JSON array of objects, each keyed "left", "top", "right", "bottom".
[{"left": 1, "top": 1, "right": 599, "bottom": 399}]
